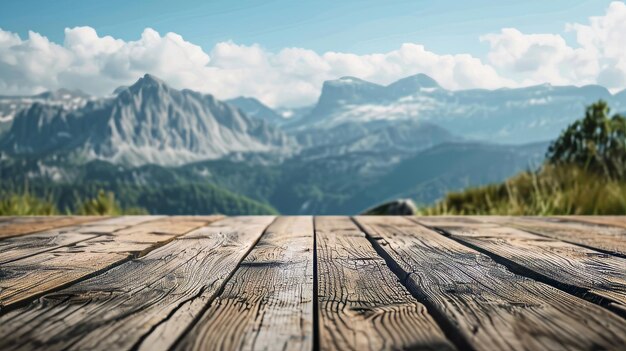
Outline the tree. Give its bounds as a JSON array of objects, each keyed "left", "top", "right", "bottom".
[{"left": 546, "top": 100, "right": 626, "bottom": 179}]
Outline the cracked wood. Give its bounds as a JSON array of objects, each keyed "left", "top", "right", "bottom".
[
  {"left": 0, "top": 216, "right": 162, "bottom": 265},
  {"left": 0, "top": 216, "right": 272, "bottom": 351},
  {"left": 355, "top": 216, "right": 626, "bottom": 351},
  {"left": 413, "top": 217, "right": 626, "bottom": 317},
  {"left": 173, "top": 216, "right": 314, "bottom": 351},
  {"left": 477, "top": 216, "right": 626, "bottom": 257},
  {"left": 316, "top": 216, "right": 454, "bottom": 351},
  {"left": 0, "top": 216, "right": 219, "bottom": 309}
]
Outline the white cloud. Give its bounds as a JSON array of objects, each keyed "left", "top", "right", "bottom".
[
  {"left": 481, "top": 1, "right": 626, "bottom": 90},
  {"left": 0, "top": 1, "right": 625, "bottom": 106},
  {"left": 481, "top": 28, "right": 597, "bottom": 86},
  {"left": 0, "top": 26, "right": 513, "bottom": 107}
]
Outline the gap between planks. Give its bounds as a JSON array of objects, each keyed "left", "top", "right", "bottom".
[
  {"left": 0, "top": 216, "right": 274, "bottom": 351},
  {"left": 411, "top": 216, "right": 626, "bottom": 319},
  {"left": 354, "top": 216, "right": 626, "bottom": 351},
  {"left": 0, "top": 216, "right": 222, "bottom": 311},
  {"left": 171, "top": 216, "right": 314, "bottom": 351}
]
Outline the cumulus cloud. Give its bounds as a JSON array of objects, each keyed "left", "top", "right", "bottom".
[
  {"left": 0, "top": 1, "right": 625, "bottom": 106},
  {"left": 481, "top": 1, "right": 626, "bottom": 90},
  {"left": 0, "top": 27, "right": 513, "bottom": 107},
  {"left": 481, "top": 28, "right": 597, "bottom": 86}
]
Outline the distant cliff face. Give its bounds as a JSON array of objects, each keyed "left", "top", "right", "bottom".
[
  {"left": 288, "top": 74, "right": 622, "bottom": 145},
  {"left": 1, "top": 74, "right": 296, "bottom": 166},
  {"left": 4, "top": 72, "right": 619, "bottom": 215},
  {"left": 2, "top": 71, "right": 625, "bottom": 177},
  {"left": 226, "top": 96, "right": 286, "bottom": 126}
]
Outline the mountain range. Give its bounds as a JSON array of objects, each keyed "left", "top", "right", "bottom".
[
  {"left": 0, "top": 73, "right": 620, "bottom": 214},
  {"left": 1, "top": 75, "right": 293, "bottom": 166}
]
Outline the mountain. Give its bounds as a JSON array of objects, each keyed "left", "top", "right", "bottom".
[
  {"left": 1, "top": 74, "right": 296, "bottom": 166},
  {"left": 0, "top": 72, "right": 618, "bottom": 215},
  {"left": 226, "top": 97, "right": 285, "bottom": 125},
  {"left": 0, "top": 88, "right": 92, "bottom": 136},
  {"left": 290, "top": 74, "right": 617, "bottom": 144},
  {"left": 276, "top": 105, "right": 314, "bottom": 121},
  {"left": 289, "top": 74, "right": 457, "bottom": 155},
  {"left": 0, "top": 140, "right": 546, "bottom": 215},
  {"left": 385, "top": 73, "right": 440, "bottom": 97},
  {"left": 296, "top": 119, "right": 456, "bottom": 170},
  {"left": 343, "top": 141, "right": 549, "bottom": 213}
]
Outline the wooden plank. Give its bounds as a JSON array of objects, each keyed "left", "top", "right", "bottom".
[
  {"left": 476, "top": 216, "right": 626, "bottom": 257},
  {"left": 0, "top": 216, "right": 220, "bottom": 309},
  {"left": 0, "top": 216, "right": 105, "bottom": 239},
  {"left": 355, "top": 216, "right": 626, "bottom": 351},
  {"left": 414, "top": 216, "right": 495, "bottom": 228},
  {"left": 173, "top": 216, "right": 315, "bottom": 351},
  {"left": 413, "top": 217, "right": 626, "bottom": 317},
  {"left": 0, "top": 216, "right": 163, "bottom": 265},
  {"left": 0, "top": 216, "right": 274, "bottom": 351},
  {"left": 315, "top": 216, "right": 455, "bottom": 351},
  {"left": 556, "top": 215, "right": 626, "bottom": 229}
]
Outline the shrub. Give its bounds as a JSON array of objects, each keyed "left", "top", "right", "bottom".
[{"left": 547, "top": 100, "right": 626, "bottom": 179}]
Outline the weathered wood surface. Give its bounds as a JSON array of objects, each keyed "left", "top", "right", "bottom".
[
  {"left": 1, "top": 215, "right": 626, "bottom": 351},
  {"left": 476, "top": 216, "right": 626, "bottom": 257},
  {"left": 0, "top": 216, "right": 161, "bottom": 265},
  {"left": 0, "top": 216, "right": 105, "bottom": 239},
  {"left": 556, "top": 215, "right": 626, "bottom": 229},
  {"left": 0, "top": 216, "right": 274, "bottom": 351},
  {"left": 0, "top": 216, "right": 220, "bottom": 309},
  {"left": 355, "top": 216, "right": 626, "bottom": 351},
  {"left": 175, "top": 216, "right": 314, "bottom": 351},
  {"left": 413, "top": 217, "right": 626, "bottom": 317},
  {"left": 315, "top": 216, "right": 454, "bottom": 351}
]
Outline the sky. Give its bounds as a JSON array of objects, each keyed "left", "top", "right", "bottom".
[{"left": 0, "top": 0, "right": 625, "bottom": 107}]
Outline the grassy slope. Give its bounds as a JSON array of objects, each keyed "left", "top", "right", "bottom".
[
  {"left": 0, "top": 181, "right": 278, "bottom": 216},
  {"left": 421, "top": 165, "right": 626, "bottom": 215}
]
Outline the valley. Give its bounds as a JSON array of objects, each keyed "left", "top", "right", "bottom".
[{"left": 1, "top": 73, "right": 621, "bottom": 214}]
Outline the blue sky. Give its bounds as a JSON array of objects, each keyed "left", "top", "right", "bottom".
[
  {"left": 1, "top": 1, "right": 625, "bottom": 106},
  {"left": 0, "top": 0, "right": 613, "bottom": 56}
]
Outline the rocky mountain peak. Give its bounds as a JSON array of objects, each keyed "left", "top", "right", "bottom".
[{"left": 386, "top": 74, "right": 440, "bottom": 97}]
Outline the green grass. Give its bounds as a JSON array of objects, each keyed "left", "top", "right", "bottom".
[
  {"left": 0, "top": 188, "right": 148, "bottom": 216},
  {"left": 75, "top": 190, "right": 149, "bottom": 215},
  {"left": 0, "top": 181, "right": 278, "bottom": 216},
  {"left": 420, "top": 164, "right": 626, "bottom": 215},
  {"left": 0, "top": 191, "right": 58, "bottom": 215}
]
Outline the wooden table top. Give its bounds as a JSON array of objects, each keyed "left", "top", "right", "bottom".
[{"left": 1, "top": 215, "right": 625, "bottom": 351}]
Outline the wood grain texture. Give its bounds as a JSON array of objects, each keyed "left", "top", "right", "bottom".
[
  {"left": 0, "top": 216, "right": 162, "bottom": 265},
  {"left": 316, "top": 216, "right": 454, "bottom": 351},
  {"left": 413, "top": 217, "right": 626, "bottom": 317},
  {"left": 556, "top": 215, "right": 626, "bottom": 229},
  {"left": 0, "top": 216, "right": 218, "bottom": 309},
  {"left": 0, "top": 216, "right": 274, "bottom": 351},
  {"left": 355, "top": 216, "right": 626, "bottom": 351},
  {"left": 174, "top": 216, "right": 314, "bottom": 351},
  {"left": 0, "top": 216, "right": 105, "bottom": 239},
  {"left": 414, "top": 216, "right": 495, "bottom": 228},
  {"left": 477, "top": 216, "right": 626, "bottom": 257}
]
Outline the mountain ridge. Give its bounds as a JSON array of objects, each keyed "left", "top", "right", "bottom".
[{"left": 1, "top": 74, "right": 295, "bottom": 166}]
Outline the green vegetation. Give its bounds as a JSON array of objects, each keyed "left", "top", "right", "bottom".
[
  {"left": 75, "top": 190, "right": 148, "bottom": 215},
  {"left": 547, "top": 100, "right": 626, "bottom": 179},
  {"left": 422, "top": 101, "right": 626, "bottom": 215},
  {"left": 0, "top": 181, "right": 278, "bottom": 216},
  {"left": 420, "top": 165, "right": 626, "bottom": 215},
  {"left": 0, "top": 188, "right": 148, "bottom": 215},
  {"left": 0, "top": 190, "right": 58, "bottom": 215}
]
